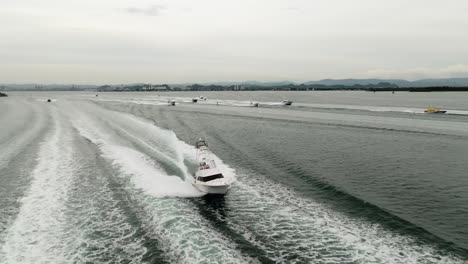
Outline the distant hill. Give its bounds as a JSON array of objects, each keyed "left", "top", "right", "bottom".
[
  {"left": 170, "top": 81, "right": 294, "bottom": 88},
  {"left": 3, "top": 78, "right": 468, "bottom": 90},
  {"left": 174, "top": 78, "right": 468, "bottom": 88},
  {"left": 304, "top": 79, "right": 411, "bottom": 87},
  {"left": 303, "top": 78, "right": 468, "bottom": 87},
  {"left": 408, "top": 78, "right": 468, "bottom": 87}
]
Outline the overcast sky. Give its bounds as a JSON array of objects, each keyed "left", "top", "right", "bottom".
[{"left": 1, "top": 0, "right": 468, "bottom": 84}]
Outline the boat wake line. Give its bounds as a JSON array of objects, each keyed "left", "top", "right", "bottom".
[
  {"left": 92, "top": 98, "right": 468, "bottom": 263},
  {"left": 0, "top": 106, "right": 77, "bottom": 263},
  {"left": 0, "top": 99, "right": 48, "bottom": 169},
  {"left": 5, "top": 97, "right": 463, "bottom": 263},
  {"left": 221, "top": 169, "right": 467, "bottom": 263},
  {"left": 63, "top": 101, "right": 250, "bottom": 263},
  {"left": 1, "top": 99, "right": 248, "bottom": 263},
  {"left": 89, "top": 95, "right": 468, "bottom": 115}
]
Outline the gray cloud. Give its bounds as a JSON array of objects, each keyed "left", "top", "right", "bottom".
[
  {"left": 124, "top": 5, "right": 166, "bottom": 16},
  {"left": 1, "top": 0, "right": 468, "bottom": 84}
]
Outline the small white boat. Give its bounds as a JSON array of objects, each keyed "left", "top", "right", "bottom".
[
  {"left": 282, "top": 100, "right": 292, "bottom": 106},
  {"left": 199, "top": 96, "right": 207, "bottom": 101},
  {"left": 250, "top": 101, "right": 259, "bottom": 107},
  {"left": 168, "top": 100, "right": 176, "bottom": 106},
  {"left": 192, "top": 139, "right": 230, "bottom": 194}
]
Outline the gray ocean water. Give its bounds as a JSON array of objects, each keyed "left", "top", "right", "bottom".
[{"left": 1, "top": 91, "right": 468, "bottom": 263}]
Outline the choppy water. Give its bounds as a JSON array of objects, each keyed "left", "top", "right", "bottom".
[{"left": 1, "top": 91, "right": 468, "bottom": 263}]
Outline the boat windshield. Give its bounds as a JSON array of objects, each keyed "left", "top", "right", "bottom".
[
  {"left": 197, "top": 173, "right": 224, "bottom": 182},
  {"left": 195, "top": 140, "right": 208, "bottom": 149}
]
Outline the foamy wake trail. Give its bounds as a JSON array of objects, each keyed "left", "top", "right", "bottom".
[
  {"left": 91, "top": 95, "right": 266, "bottom": 108},
  {"left": 66, "top": 102, "right": 254, "bottom": 263},
  {"left": 0, "top": 108, "right": 76, "bottom": 263},
  {"left": 90, "top": 97, "right": 169, "bottom": 106},
  {"left": 224, "top": 170, "right": 465, "bottom": 263},
  {"left": 62, "top": 153, "right": 148, "bottom": 264},
  {"left": 299, "top": 103, "right": 468, "bottom": 115},
  {"left": 92, "top": 94, "right": 468, "bottom": 115},
  {"left": 0, "top": 100, "right": 47, "bottom": 169},
  {"left": 67, "top": 103, "right": 200, "bottom": 197}
]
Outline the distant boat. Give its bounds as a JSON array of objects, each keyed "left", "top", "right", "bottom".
[
  {"left": 282, "top": 100, "right": 293, "bottom": 106},
  {"left": 199, "top": 96, "right": 207, "bottom": 101},
  {"left": 47, "top": 99, "right": 52, "bottom": 102},
  {"left": 424, "top": 108, "right": 446, "bottom": 114},
  {"left": 192, "top": 139, "right": 230, "bottom": 194},
  {"left": 0, "top": 92, "right": 7, "bottom": 97},
  {"left": 250, "top": 101, "right": 259, "bottom": 107},
  {"left": 168, "top": 100, "right": 176, "bottom": 106},
  {"left": 192, "top": 98, "right": 198, "bottom": 103}
]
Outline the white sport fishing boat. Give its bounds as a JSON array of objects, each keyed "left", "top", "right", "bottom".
[{"left": 192, "top": 139, "right": 230, "bottom": 194}]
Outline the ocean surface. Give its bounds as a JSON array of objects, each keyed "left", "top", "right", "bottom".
[{"left": 1, "top": 91, "right": 468, "bottom": 263}]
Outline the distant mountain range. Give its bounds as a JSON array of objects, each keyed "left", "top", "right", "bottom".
[
  {"left": 302, "top": 78, "right": 468, "bottom": 87},
  {"left": 2, "top": 78, "right": 468, "bottom": 90}
]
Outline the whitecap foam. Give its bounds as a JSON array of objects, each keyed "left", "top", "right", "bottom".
[
  {"left": 89, "top": 97, "right": 169, "bottom": 106},
  {"left": 87, "top": 93, "right": 468, "bottom": 116},
  {"left": 35, "top": 98, "right": 58, "bottom": 102},
  {"left": 66, "top": 101, "right": 255, "bottom": 263},
  {"left": 67, "top": 105, "right": 202, "bottom": 198},
  {"left": 0, "top": 100, "right": 48, "bottom": 169},
  {"left": 104, "top": 145, "right": 202, "bottom": 197},
  {"left": 84, "top": 96, "right": 466, "bottom": 262},
  {"left": 0, "top": 108, "right": 76, "bottom": 263},
  {"left": 222, "top": 168, "right": 466, "bottom": 263}
]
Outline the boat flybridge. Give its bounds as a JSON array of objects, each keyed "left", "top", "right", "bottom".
[{"left": 192, "top": 139, "right": 230, "bottom": 194}]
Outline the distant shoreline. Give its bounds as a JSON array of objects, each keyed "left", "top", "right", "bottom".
[
  {"left": 4, "top": 78, "right": 468, "bottom": 92},
  {"left": 81, "top": 85, "right": 468, "bottom": 92},
  {"left": 368, "top": 87, "right": 468, "bottom": 92},
  {"left": 4, "top": 87, "right": 468, "bottom": 92},
  {"left": 4, "top": 86, "right": 468, "bottom": 92}
]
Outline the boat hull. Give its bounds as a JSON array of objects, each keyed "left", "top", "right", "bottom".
[
  {"left": 193, "top": 183, "right": 229, "bottom": 194},
  {"left": 424, "top": 108, "right": 446, "bottom": 113},
  {"left": 425, "top": 111, "right": 446, "bottom": 114}
]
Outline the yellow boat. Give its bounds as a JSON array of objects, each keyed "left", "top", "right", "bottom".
[{"left": 424, "top": 108, "right": 446, "bottom": 113}]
